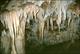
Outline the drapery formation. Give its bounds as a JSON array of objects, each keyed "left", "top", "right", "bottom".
[
  {"left": 0, "top": 2, "right": 45, "bottom": 54},
  {"left": 0, "top": 0, "right": 80, "bottom": 54}
]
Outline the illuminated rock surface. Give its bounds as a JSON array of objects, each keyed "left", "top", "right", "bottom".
[{"left": 0, "top": 0, "right": 80, "bottom": 54}]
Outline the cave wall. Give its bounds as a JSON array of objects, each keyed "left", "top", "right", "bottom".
[{"left": 0, "top": 0, "right": 80, "bottom": 54}]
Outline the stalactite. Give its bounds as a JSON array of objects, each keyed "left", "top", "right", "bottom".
[
  {"left": 0, "top": 0, "right": 80, "bottom": 54},
  {"left": 0, "top": 8, "right": 26, "bottom": 54}
]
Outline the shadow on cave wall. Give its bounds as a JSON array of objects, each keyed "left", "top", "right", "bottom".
[{"left": 0, "top": 0, "right": 12, "bottom": 11}]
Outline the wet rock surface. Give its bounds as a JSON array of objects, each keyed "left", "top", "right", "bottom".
[{"left": 0, "top": 0, "right": 80, "bottom": 54}]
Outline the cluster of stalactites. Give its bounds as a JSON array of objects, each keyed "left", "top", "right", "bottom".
[
  {"left": 43, "top": 0, "right": 75, "bottom": 31},
  {"left": 0, "top": 0, "right": 80, "bottom": 44}
]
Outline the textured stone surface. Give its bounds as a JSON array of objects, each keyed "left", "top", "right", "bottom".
[{"left": 0, "top": 0, "right": 80, "bottom": 54}]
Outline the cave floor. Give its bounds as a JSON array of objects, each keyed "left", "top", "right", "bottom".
[{"left": 26, "top": 39, "right": 80, "bottom": 54}]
